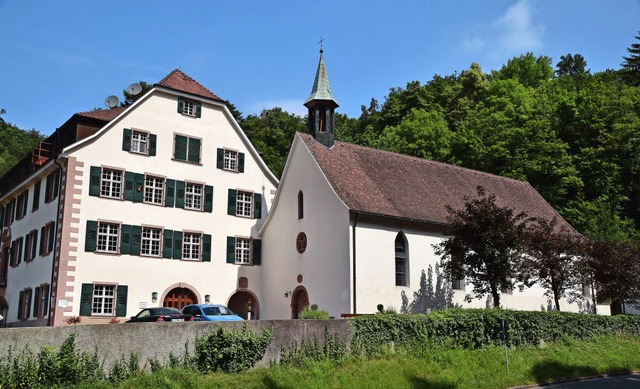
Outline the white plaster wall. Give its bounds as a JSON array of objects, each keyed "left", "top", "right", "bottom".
[
  {"left": 65, "top": 91, "right": 276, "bottom": 320},
  {"left": 261, "top": 137, "right": 351, "bottom": 319},
  {"left": 1, "top": 164, "right": 60, "bottom": 324}
]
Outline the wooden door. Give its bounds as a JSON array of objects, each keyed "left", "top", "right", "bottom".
[
  {"left": 163, "top": 288, "right": 197, "bottom": 309},
  {"left": 291, "top": 288, "right": 309, "bottom": 319}
]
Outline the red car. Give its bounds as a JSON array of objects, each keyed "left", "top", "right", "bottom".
[{"left": 126, "top": 307, "right": 194, "bottom": 323}]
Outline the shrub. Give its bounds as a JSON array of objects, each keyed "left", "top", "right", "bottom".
[
  {"left": 194, "top": 324, "right": 273, "bottom": 373},
  {"left": 299, "top": 304, "right": 329, "bottom": 319},
  {"left": 279, "top": 327, "right": 348, "bottom": 367}
]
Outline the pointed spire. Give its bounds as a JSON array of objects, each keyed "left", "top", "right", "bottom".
[{"left": 304, "top": 50, "right": 339, "bottom": 108}]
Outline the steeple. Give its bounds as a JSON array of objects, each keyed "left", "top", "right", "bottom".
[{"left": 304, "top": 43, "right": 339, "bottom": 148}]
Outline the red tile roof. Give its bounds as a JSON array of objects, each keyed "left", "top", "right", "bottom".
[
  {"left": 76, "top": 107, "right": 127, "bottom": 121},
  {"left": 300, "top": 133, "right": 573, "bottom": 230},
  {"left": 156, "top": 69, "right": 222, "bottom": 100}
]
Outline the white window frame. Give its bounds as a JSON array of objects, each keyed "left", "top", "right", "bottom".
[
  {"left": 100, "top": 168, "right": 123, "bottom": 199},
  {"left": 185, "top": 182, "right": 203, "bottom": 211},
  {"left": 236, "top": 191, "right": 253, "bottom": 217},
  {"left": 130, "top": 130, "right": 148, "bottom": 154},
  {"left": 235, "top": 237, "right": 251, "bottom": 265},
  {"left": 91, "top": 284, "right": 115, "bottom": 315},
  {"left": 183, "top": 100, "right": 196, "bottom": 117},
  {"left": 141, "top": 227, "right": 162, "bottom": 257},
  {"left": 144, "top": 175, "right": 164, "bottom": 205},
  {"left": 182, "top": 232, "right": 202, "bottom": 261},
  {"left": 224, "top": 149, "right": 238, "bottom": 171},
  {"left": 97, "top": 222, "right": 120, "bottom": 253}
]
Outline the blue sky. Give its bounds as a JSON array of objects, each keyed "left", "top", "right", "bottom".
[{"left": 1, "top": 0, "right": 639, "bottom": 136}]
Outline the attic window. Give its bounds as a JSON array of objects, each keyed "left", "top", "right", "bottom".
[{"left": 177, "top": 98, "right": 202, "bottom": 118}]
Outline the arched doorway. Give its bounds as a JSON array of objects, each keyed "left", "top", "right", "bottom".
[
  {"left": 163, "top": 287, "right": 197, "bottom": 310},
  {"left": 291, "top": 286, "right": 309, "bottom": 319},
  {"left": 228, "top": 291, "right": 259, "bottom": 320}
]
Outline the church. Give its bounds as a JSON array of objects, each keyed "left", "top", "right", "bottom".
[{"left": 0, "top": 52, "right": 606, "bottom": 327}]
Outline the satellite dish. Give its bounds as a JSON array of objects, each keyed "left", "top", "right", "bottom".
[
  {"left": 127, "top": 83, "right": 143, "bottom": 96},
  {"left": 105, "top": 95, "right": 119, "bottom": 108}
]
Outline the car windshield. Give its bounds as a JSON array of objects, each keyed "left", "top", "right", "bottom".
[
  {"left": 203, "top": 306, "right": 235, "bottom": 315},
  {"left": 152, "top": 308, "right": 181, "bottom": 315}
]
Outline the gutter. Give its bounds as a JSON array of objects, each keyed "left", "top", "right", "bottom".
[
  {"left": 352, "top": 213, "right": 358, "bottom": 314},
  {"left": 47, "top": 153, "right": 68, "bottom": 326}
]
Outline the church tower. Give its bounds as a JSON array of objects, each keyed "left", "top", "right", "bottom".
[{"left": 304, "top": 47, "right": 339, "bottom": 148}]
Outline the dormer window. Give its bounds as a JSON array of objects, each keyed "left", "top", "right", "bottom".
[{"left": 178, "top": 98, "right": 202, "bottom": 118}]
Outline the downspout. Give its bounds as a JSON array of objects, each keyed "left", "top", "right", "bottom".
[
  {"left": 352, "top": 213, "right": 358, "bottom": 314},
  {"left": 47, "top": 154, "right": 67, "bottom": 326}
]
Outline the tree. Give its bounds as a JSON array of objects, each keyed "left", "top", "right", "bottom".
[
  {"left": 520, "top": 217, "right": 581, "bottom": 311},
  {"left": 435, "top": 186, "right": 531, "bottom": 308},
  {"left": 555, "top": 53, "right": 589, "bottom": 78},
  {"left": 492, "top": 53, "right": 553, "bottom": 88},
  {"left": 621, "top": 32, "right": 640, "bottom": 86},
  {"left": 119, "top": 81, "right": 153, "bottom": 107}
]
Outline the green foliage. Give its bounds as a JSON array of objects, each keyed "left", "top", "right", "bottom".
[
  {"left": 193, "top": 324, "right": 273, "bottom": 373},
  {"left": 279, "top": 327, "right": 348, "bottom": 368},
  {"left": 298, "top": 303, "right": 329, "bottom": 319},
  {"left": 0, "top": 120, "right": 44, "bottom": 177},
  {"left": 108, "top": 353, "right": 141, "bottom": 384}
]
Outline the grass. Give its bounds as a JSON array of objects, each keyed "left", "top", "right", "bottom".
[{"left": 88, "top": 335, "right": 640, "bottom": 389}]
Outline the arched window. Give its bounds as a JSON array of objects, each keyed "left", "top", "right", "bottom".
[
  {"left": 395, "top": 233, "right": 407, "bottom": 286},
  {"left": 297, "top": 191, "right": 304, "bottom": 220}
]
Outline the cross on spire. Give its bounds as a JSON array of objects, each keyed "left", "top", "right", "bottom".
[{"left": 318, "top": 36, "right": 325, "bottom": 53}]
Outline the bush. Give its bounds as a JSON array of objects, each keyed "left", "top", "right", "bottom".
[
  {"left": 279, "top": 327, "right": 348, "bottom": 367},
  {"left": 299, "top": 304, "right": 329, "bottom": 319},
  {"left": 194, "top": 324, "right": 273, "bottom": 373}
]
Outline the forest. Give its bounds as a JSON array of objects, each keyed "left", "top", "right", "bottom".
[{"left": 1, "top": 33, "right": 639, "bottom": 242}]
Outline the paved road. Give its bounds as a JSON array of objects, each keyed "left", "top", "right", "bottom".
[{"left": 524, "top": 373, "right": 640, "bottom": 388}]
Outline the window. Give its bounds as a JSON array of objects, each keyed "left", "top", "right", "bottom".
[
  {"left": 122, "top": 129, "right": 156, "bottom": 156},
  {"left": 80, "top": 283, "right": 127, "bottom": 317},
  {"left": 177, "top": 98, "right": 201, "bottom": 118},
  {"left": 100, "top": 168, "right": 123, "bottom": 199},
  {"left": 141, "top": 227, "right": 162, "bottom": 257},
  {"left": 97, "top": 222, "right": 119, "bottom": 253},
  {"left": 45, "top": 169, "right": 61, "bottom": 203},
  {"left": 33, "top": 284, "right": 49, "bottom": 318},
  {"left": 185, "top": 183, "right": 203, "bottom": 210},
  {"left": 18, "top": 288, "right": 32, "bottom": 320},
  {"left": 144, "top": 175, "right": 164, "bottom": 205},
  {"left": 11, "top": 238, "right": 23, "bottom": 267},
  {"left": 226, "top": 236, "right": 261, "bottom": 265},
  {"left": 217, "top": 148, "right": 245, "bottom": 172},
  {"left": 173, "top": 134, "right": 201, "bottom": 163},
  {"left": 25, "top": 230, "right": 37, "bottom": 262},
  {"left": 228, "top": 189, "right": 261, "bottom": 219},
  {"left": 182, "top": 232, "right": 202, "bottom": 261},
  {"left": 32, "top": 181, "right": 40, "bottom": 212},
  {"left": 16, "top": 191, "right": 28, "bottom": 220},
  {"left": 501, "top": 286, "right": 513, "bottom": 295},
  {"left": 451, "top": 277, "right": 465, "bottom": 291},
  {"left": 40, "top": 222, "right": 55, "bottom": 256},
  {"left": 395, "top": 233, "right": 407, "bottom": 287},
  {"left": 298, "top": 191, "right": 304, "bottom": 220},
  {"left": 582, "top": 283, "right": 592, "bottom": 298}
]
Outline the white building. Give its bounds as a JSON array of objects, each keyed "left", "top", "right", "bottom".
[{"left": 0, "top": 69, "right": 277, "bottom": 326}]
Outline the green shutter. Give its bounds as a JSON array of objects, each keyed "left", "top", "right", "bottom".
[
  {"left": 122, "top": 128, "right": 132, "bottom": 151},
  {"left": 217, "top": 148, "right": 224, "bottom": 169},
  {"left": 195, "top": 102, "right": 202, "bottom": 118},
  {"left": 25, "top": 289, "right": 31, "bottom": 319},
  {"left": 47, "top": 223, "right": 55, "bottom": 253},
  {"left": 227, "top": 189, "right": 237, "bottom": 215},
  {"left": 124, "top": 171, "right": 135, "bottom": 201},
  {"left": 31, "top": 230, "right": 38, "bottom": 258},
  {"left": 23, "top": 234, "right": 29, "bottom": 262},
  {"left": 253, "top": 193, "right": 262, "bottom": 219},
  {"left": 116, "top": 285, "right": 128, "bottom": 317},
  {"left": 175, "top": 181, "right": 185, "bottom": 208},
  {"left": 17, "top": 239, "right": 22, "bottom": 265},
  {"left": 172, "top": 231, "right": 183, "bottom": 260},
  {"left": 238, "top": 152, "right": 245, "bottom": 173},
  {"left": 42, "top": 285, "right": 49, "bottom": 316},
  {"left": 85, "top": 221, "right": 98, "bottom": 252},
  {"left": 79, "top": 284, "right": 93, "bottom": 316},
  {"left": 39, "top": 226, "right": 45, "bottom": 255},
  {"left": 18, "top": 291, "right": 24, "bottom": 320},
  {"left": 177, "top": 98, "right": 184, "bottom": 114},
  {"left": 174, "top": 135, "right": 187, "bottom": 160},
  {"left": 202, "top": 234, "right": 212, "bottom": 262},
  {"left": 89, "top": 166, "right": 101, "bottom": 197},
  {"left": 165, "top": 179, "right": 176, "bottom": 207},
  {"left": 226, "top": 236, "right": 236, "bottom": 264},
  {"left": 33, "top": 286, "right": 40, "bottom": 317},
  {"left": 148, "top": 133, "right": 157, "bottom": 156},
  {"left": 204, "top": 185, "right": 213, "bottom": 213},
  {"left": 120, "top": 224, "right": 131, "bottom": 255},
  {"left": 163, "top": 229, "right": 173, "bottom": 259},
  {"left": 252, "top": 239, "right": 262, "bottom": 265},
  {"left": 133, "top": 173, "right": 145, "bottom": 203},
  {"left": 131, "top": 225, "right": 141, "bottom": 255},
  {"left": 187, "top": 138, "right": 201, "bottom": 163},
  {"left": 32, "top": 181, "right": 40, "bottom": 211}
]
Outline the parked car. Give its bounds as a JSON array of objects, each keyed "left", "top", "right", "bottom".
[
  {"left": 126, "top": 307, "right": 194, "bottom": 323},
  {"left": 181, "top": 304, "right": 244, "bottom": 322}
]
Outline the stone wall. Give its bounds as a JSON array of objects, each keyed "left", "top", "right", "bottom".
[{"left": 0, "top": 320, "right": 353, "bottom": 370}]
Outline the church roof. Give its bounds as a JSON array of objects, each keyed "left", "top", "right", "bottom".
[
  {"left": 304, "top": 52, "right": 339, "bottom": 107},
  {"left": 156, "top": 69, "right": 222, "bottom": 101},
  {"left": 299, "top": 133, "right": 573, "bottom": 230}
]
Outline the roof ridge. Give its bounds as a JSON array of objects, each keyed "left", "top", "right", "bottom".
[{"left": 156, "top": 69, "right": 221, "bottom": 101}]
